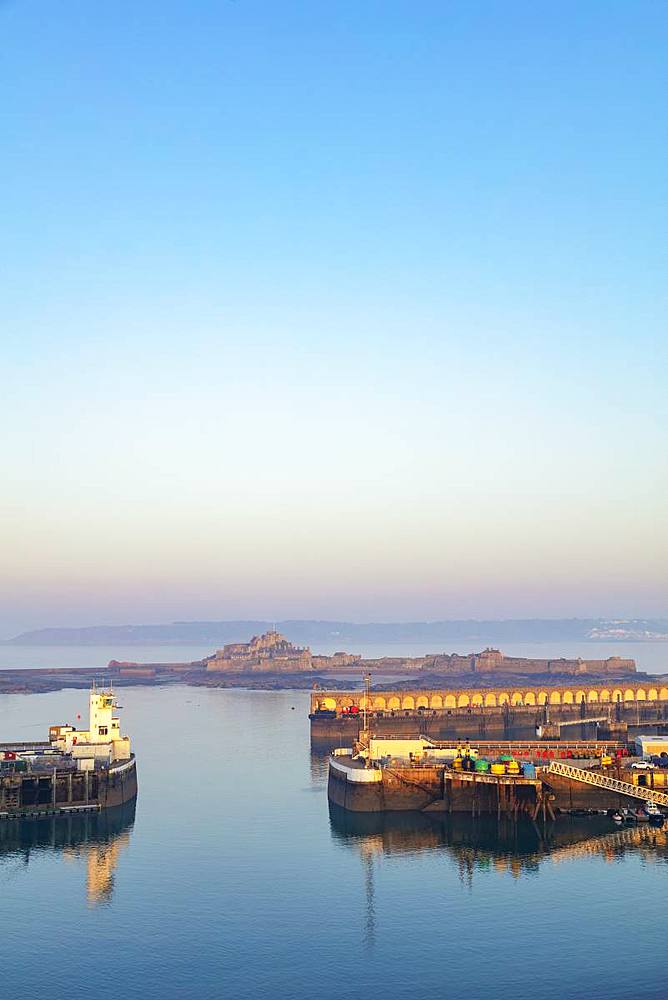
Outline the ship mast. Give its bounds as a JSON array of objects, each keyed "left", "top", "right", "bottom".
[
  {"left": 361, "top": 672, "right": 371, "bottom": 766},
  {"left": 363, "top": 672, "right": 370, "bottom": 731}
]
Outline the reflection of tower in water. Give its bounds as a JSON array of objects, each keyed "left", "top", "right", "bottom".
[
  {"left": 85, "top": 832, "right": 131, "bottom": 905},
  {"left": 8, "top": 801, "right": 139, "bottom": 905},
  {"left": 358, "top": 841, "right": 377, "bottom": 952},
  {"left": 63, "top": 830, "right": 131, "bottom": 905}
]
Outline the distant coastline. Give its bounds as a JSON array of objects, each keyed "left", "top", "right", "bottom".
[
  {"left": 4, "top": 617, "right": 668, "bottom": 646},
  {"left": 0, "top": 627, "right": 664, "bottom": 697}
]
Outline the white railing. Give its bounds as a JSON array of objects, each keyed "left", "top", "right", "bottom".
[{"left": 546, "top": 760, "right": 668, "bottom": 807}]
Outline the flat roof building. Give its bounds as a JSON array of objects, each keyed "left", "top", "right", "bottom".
[{"left": 634, "top": 735, "right": 668, "bottom": 759}]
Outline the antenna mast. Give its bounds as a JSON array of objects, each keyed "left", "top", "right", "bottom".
[
  {"left": 359, "top": 672, "right": 372, "bottom": 766},
  {"left": 363, "top": 672, "right": 370, "bottom": 731}
]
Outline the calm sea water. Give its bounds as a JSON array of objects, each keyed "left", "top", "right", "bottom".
[
  {"left": 1, "top": 686, "right": 667, "bottom": 1000},
  {"left": 1, "top": 639, "right": 667, "bottom": 673}
]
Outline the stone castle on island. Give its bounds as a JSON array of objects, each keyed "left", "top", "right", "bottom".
[
  {"left": 205, "top": 630, "right": 312, "bottom": 673},
  {"left": 203, "top": 630, "right": 635, "bottom": 677}
]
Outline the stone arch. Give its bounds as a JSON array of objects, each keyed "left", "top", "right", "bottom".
[
  {"left": 648, "top": 688, "right": 658, "bottom": 701},
  {"left": 416, "top": 695, "right": 429, "bottom": 708},
  {"left": 562, "top": 691, "right": 574, "bottom": 704},
  {"left": 537, "top": 691, "right": 548, "bottom": 706},
  {"left": 430, "top": 694, "right": 443, "bottom": 709},
  {"left": 484, "top": 693, "right": 497, "bottom": 707},
  {"left": 387, "top": 696, "right": 401, "bottom": 710},
  {"left": 624, "top": 689, "right": 634, "bottom": 702},
  {"left": 372, "top": 697, "right": 386, "bottom": 710},
  {"left": 458, "top": 694, "right": 470, "bottom": 708},
  {"left": 498, "top": 692, "right": 509, "bottom": 706},
  {"left": 660, "top": 688, "right": 668, "bottom": 701},
  {"left": 402, "top": 696, "right": 415, "bottom": 710},
  {"left": 599, "top": 689, "right": 610, "bottom": 702},
  {"left": 471, "top": 693, "right": 483, "bottom": 706},
  {"left": 511, "top": 693, "right": 523, "bottom": 706},
  {"left": 635, "top": 689, "right": 646, "bottom": 701},
  {"left": 524, "top": 692, "right": 536, "bottom": 706},
  {"left": 587, "top": 690, "right": 599, "bottom": 703},
  {"left": 612, "top": 689, "right": 623, "bottom": 702},
  {"left": 575, "top": 691, "right": 586, "bottom": 704},
  {"left": 445, "top": 694, "right": 457, "bottom": 708},
  {"left": 319, "top": 697, "right": 337, "bottom": 711},
  {"left": 359, "top": 696, "right": 371, "bottom": 710},
  {"left": 549, "top": 690, "right": 561, "bottom": 705}
]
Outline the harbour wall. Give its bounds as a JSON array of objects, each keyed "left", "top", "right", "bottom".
[
  {"left": 0, "top": 757, "right": 138, "bottom": 817},
  {"left": 328, "top": 761, "right": 650, "bottom": 814},
  {"left": 311, "top": 702, "right": 668, "bottom": 746},
  {"left": 311, "top": 682, "right": 668, "bottom": 746},
  {"left": 312, "top": 681, "right": 668, "bottom": 714}
]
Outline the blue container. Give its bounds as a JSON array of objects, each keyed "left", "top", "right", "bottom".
[{"left": 522, "top": 763, "right": 536, "bottom": 778}]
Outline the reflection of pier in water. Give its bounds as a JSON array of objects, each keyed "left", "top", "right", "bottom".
[
  {"left": 0, "top": 799, "right": 136, "bottom": 906},
  {"left": 329, "top": 804, "right": 668, "bottom": 886}
]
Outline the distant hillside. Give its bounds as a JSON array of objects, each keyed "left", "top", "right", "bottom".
[{"left": 4, "top": 618, "right": 668, "bottom": 646}]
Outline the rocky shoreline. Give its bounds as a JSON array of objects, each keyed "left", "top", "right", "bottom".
[
  {"left": 0, "top": 664, "right": 662, "bottom": 697},
  {"left": 0, "top": 665, "right": 358, "bottom": 696}
]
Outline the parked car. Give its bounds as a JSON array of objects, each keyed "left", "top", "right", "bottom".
[{"left": 630, "top": 760, "right": 656, "bottom": 770}]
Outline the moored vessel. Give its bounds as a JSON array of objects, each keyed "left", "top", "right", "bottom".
[{"left": 644, "top": 800, "right": 664, "bottom": 824}]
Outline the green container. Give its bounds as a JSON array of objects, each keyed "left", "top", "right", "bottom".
[
  {"left": 474, "top": 759, "right": 490, "bottom": 772},
  {"left": 1, "top": 760, "right": 27, "bottom": 773}
]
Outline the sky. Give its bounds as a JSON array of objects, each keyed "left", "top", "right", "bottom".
[{"left": 1, "top": 1, "right": 667, "bottom": 637}]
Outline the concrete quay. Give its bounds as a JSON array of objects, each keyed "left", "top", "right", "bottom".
[{"left": 328, "top": 752, "right": 668, "bottom": 816}]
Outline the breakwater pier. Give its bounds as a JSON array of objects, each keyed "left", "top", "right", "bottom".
[
  {"left": 0, "top": 688, "right": 137, "bottom": 818},
  {"left": 328, "top": 737, "right": 668, "bottom": 815},
  {"left": 311, "top": 681, "right": 668, "bottom": 745}
]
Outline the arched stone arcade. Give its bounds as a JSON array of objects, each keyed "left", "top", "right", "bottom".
[{"left": 312, "top": 681, "right": 668, "bottom": 714}]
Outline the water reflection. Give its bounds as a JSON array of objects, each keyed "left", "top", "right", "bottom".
[
  {"left": 0, "top": 800, "right": 136, "bottom": 906},
  {"left": 330, "top": 805, "right": 668, "bottom": 952},
  {"left": 309, "top": 747, "right": 331, "bottom": 783},
  {"left": 329, "top": 804, "right": 668, "bottom": 876}
]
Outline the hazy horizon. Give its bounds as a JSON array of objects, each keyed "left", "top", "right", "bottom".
[
  {"left": 2, "top": 2, "right": 667, "bottom": 636},
  {"left": 4, "top": 612, "right": 668, "bottom": 646}
]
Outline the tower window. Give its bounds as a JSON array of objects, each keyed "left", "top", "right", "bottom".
[{"left": 99, "top": 726, "right": 108, "bottom": 736}]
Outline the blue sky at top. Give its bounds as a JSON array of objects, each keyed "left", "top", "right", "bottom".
[{"left": 1, "top": 1, "right": 666, "bottom": 634}]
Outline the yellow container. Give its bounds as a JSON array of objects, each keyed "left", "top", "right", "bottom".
[
  {"left": 491, "top": 763, "right": 506, "bottom": 775},
  {"left": 452, "top": 757, "right": 463, "bottom": 770},
  {"left": 506, "top": 760, "right": 520, "bottom": 775}
]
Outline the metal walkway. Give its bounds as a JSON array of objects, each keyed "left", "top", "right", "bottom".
[{"left": 546, "top": 760, "right": 668, "bottom": 807}]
